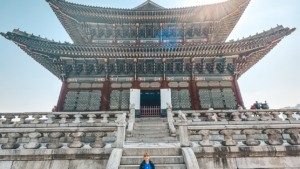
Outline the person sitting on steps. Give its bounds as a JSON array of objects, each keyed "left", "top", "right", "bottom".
[{"left": 140, "top": 153, "right": 155, "bottom": 169}]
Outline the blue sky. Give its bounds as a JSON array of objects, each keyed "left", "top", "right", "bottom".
[{"left": 0, "top": 0, "right": 299, "bottom": 112}]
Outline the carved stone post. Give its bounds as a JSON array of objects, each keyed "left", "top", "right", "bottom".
[
  {"left": 112, "top": 113, "right": 126, "bottom": 148},
  {"left": 263, "top": 129, "right": 283, "bottom": 145},
  {"left": 45, "top": 114, "right": 55, "bottom": 124},
  {"left": 198, "top": 130, "right": 214, "bottom": 146},
  {"left": 68, "top": 132, "right": 86, "bottom": 148},
  {"left": 192, "top": 113, "right": 201, "bottom": 122},
  {"left": 129, "top": 104, "right": 136, "bottom": 123},
  {"left": 1, "top": 133, "right": 22, "bottom": 149},
  {"left": 258, "top": 112, "right": 269, "bottom": 121},
  {"left": 166, "top": 103, "right": 174, "bottom": 123},
  {"left": 284, "top": 129, "right": 300, "bottom": 145},
  {"left": 271, "top": 112, "right": 282, "bottom": 121},
  {"left": 218, "top": 112, "right": 227, "bottom": 122},
  {"left": 232, "top": 112, "right": 241, "bottom": 121},
  {"left": 87, "top": 114, "right": 96, "bottom": 123},
  {"left": 206, "top": 112, "right": 213, "bottom": 121},
  {"left": 73, "top": 114, "right": 83, "bottom": 123},
  {"left": 241, "top": 130, "right": 260, "bottom": 146},
  {"left": 177, "top": 111, "right": 191, "bottom": 147},
  {"left": 245, "top": 112, "right": 255, "bottom": 121},
  {"left": 101, "top": 114, "right": 109, "bottom": 123},
  {"left": 219, "top": 130, "right": 237, "bottom": 146},
  {"left": 17, "top": 115, "right": 29, "bottom": 124},
  {"left": 90, "top": 132, "right": 107, "bottom": 148},
  {"left": 4, "top": 114, "right": 14, "bottom": 124},
  {"left": 59, "top": 114, "right": 69, "bottom": 124},
  {"left": 31, "top": 115, "right": 42, "bottom": 124},
  {"left": 46, "top": 132, "right": 65, "bottom": 149},
  {"left": 284, "top": 111, "right": 297, "bottom": 121},
  {"left": 23, "top": 132, "right": 43, "bottom": 149}
]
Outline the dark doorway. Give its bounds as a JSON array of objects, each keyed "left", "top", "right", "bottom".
[
  {"left": 140, "top": 90, "right": 161, "bottom": 117},
  {"left": 140, "top": 90, "right": 160, "bottom": 106}
]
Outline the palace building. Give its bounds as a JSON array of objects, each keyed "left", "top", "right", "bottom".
[{"left": 1, "top": 0, "right": 295, "bottom": 116}]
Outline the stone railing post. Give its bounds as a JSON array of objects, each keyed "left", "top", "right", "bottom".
[
  {"left": 46, "top": 132, "right": 65, "bottom": 149},
  {"left": 90, "top": 132, "right": 107, "bottom": 148},
  {"left": 219, "top": 130, "right": 237, "bottom": 146},
  {"left": 31, "top": 115, "right": 42, "bottom": 124},
  {"left": 129, "top": 103, "right": 136, "bottom": 123},
  {"left": 59, "top": 114, "right": 69, "bottom": 124},
  {"left": 17, "top": 115, "right": 29, "bottom": 124},
  {"left": 101, "top": 114, "right": 109, "bottom": 123},
  {"left": 87, "top": 114, "right": 96, "bottom": 123},
  {"left": 241, "top": 129, "right": 260, "bottom": 146},
  {"left": 68, "top": 132, "right": 86, "bottom": 148},
  {"left": 245, "top": 112, "right": 255, "bottom": 121},
  {"left": 258, "top": 112, "right": 269, "bottom": 121},
  {"left": 45, "top": 114, "right": 55, "bottom": 124},
  {"left": 112, "top": 113, "right": 126, "bottom": 148},
  {"left": 232, "top": 112, "right": 241, "bottom": 121},
  {"left": 4, "top": 114, "right": 14, "bottom": 124},
  {"left": 1, "top": 133, "right": 22, "bottom": 149},
  {"left": 206, "top": 112, "right": 213, "bottom": 121},
  {"left": 167, "top": 102, "right": 174, "bottom": 123},
  {"left": 178, "top": 111, "right": 191, "bottom": 147},
  {"left": 24, "top": 132, "right": 43, "bottom": 149},
  {"left": 263, "top": 129, "right": 283, "bottom": 145},
  {"left": 271, "top": 112, "right": 282, "bottom": 121},
  {"left": 284, "top": 129, "right": 300, "bottom": 145},
  {"left": 192, "top": 113, "right": 201, "bottom": 122},
  {"left": 198, "top": 130, "right": 214, "bottom": 146},
  {"left": 284, "top": 111, "right": 297, "bottom": 121},
  {"left": 73, "top": 114, "right": 83, "bottom": 123},
  {"left": 218, "top": 112, "right": 227, "bottom": 122}
]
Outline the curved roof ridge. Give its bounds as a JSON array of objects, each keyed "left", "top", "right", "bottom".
[
  {"left": 46, "top": 0, "right": 248, "bottom": 11},
  {"left": 133, "top": 0, "right": 165, "bottom": 10}
]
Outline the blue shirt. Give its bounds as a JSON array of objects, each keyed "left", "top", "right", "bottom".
[{"left": 145, "top": 162, "right": 152, "bottom": 169}]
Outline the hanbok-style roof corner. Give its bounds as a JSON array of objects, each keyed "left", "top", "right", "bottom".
[{"left": 45, "top": 0, "right": 251, "bottom": 44}]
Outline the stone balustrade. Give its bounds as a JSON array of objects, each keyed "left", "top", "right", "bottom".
[
  {"left": 181, "top": 124, "right": 300, "bottom": 148},
  {"left": 172, "top": 109, "right": 300, "bottom": 122},
  {"left": 0, "top": 127, "right": 117, "bottom": 149},
  {"left": 0, "top": 111, "right": 128, "bottom": 125}
]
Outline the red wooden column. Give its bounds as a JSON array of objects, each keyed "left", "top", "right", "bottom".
[
  {"left": 233, "top": 79, "right": 245, "bottom": 108},
  {"left": 132, "top": 81, "right": 139, "bottom": 89},
  {"left": 56, "top": 82, "right": 68, "bottom": 112},
  {"left": 100, "top": 81, "right": 111, "bottom": 111},
  {"left": 190, "top": 81, "right": 200, "bottom": 110},
  {"left": 161, "top": 80, "right": 168, "bottom": 88}
]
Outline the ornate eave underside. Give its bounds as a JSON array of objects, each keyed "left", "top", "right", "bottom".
[
  {"left": 46, "top": 0, "right": 251, "bottom": 44},
  {"left": 1, "top": 26, "right": 295, "bottom": 80}
]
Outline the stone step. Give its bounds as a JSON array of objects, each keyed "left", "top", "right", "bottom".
[
  {"left": 119, "top": 164, "right": 186, "bottom": 169},
  {"left": 134, "top": 122, "right": 168, "bottom": 127},
  {"left": 126, "top": 137, "right": 178, "bottom": 143},
  {"left": 133, "top": 129, "right": 170, "bottom": 134},
  {"left": 123, "top": 148, "right": 182, "bottom": 156},
  {"left": 133, "top": 126, "right": 169, "bottom": 130},
  {"left": 133, "top": 133, "right": 170, "bottom": 138},
  {"left": 120, "top": 156, "right": 185, "bottom": 165}
]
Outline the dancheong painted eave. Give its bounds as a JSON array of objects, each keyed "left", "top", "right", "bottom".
[
  {"left": 45, "top": 0, "right": 251, "bottom": 44},
  {"left": 0, "top": 25, "right": 295, "bottom": 80}
]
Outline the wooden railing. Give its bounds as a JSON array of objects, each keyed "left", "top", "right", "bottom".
[{"left": 140, "top": 106, "right": 161, "bottom": 117}]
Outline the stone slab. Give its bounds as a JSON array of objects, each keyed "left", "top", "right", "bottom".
[
  {"left": 197, "top": 157, "right": 237, "bottom": 169},
  {"left": 236, "top": 157, "right": 300, "bottom": 168},
  {"left": 0, "top": 161, "right": 13, "bottom": 169},
  {"left": 11, "top": 161, "right": 52, "bottom": 169},
  {"left": 69, "top": 160, "right": 108, "bottom": 169}
]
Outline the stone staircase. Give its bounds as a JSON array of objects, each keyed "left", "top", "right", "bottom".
[
  {"left": 119, "top": 148, "right": 186, "bottom": 169},
  {"left": 126, "top": 118, "right": 177, "bottom": 143}
]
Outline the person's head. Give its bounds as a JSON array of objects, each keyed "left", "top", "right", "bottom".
[
  {"left": 256, "top": 101, "right": 258, "bottom": 103},
  {"left": 143, "top": 153, "right": 151, "bottom": 162}
]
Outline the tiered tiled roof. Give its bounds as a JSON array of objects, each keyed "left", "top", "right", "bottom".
[
  {"left": 1, "top": 26, "right": 295, "bottom": 79},
  {"left": 45, "top": 0, "right": 251, "bottom": 44}
]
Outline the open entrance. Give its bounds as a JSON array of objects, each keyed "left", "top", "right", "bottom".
[{"left": 140, "top": 90, "right": 161, "bottom": 117}]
